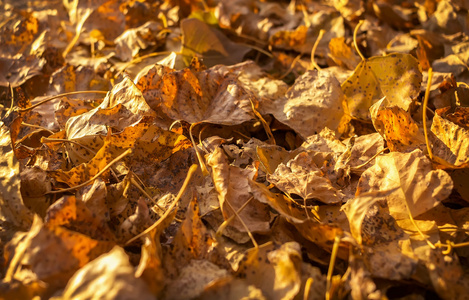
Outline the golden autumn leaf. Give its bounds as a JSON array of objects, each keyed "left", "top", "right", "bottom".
[
  {"left": 342, "top": 53, "right": 422, "bottom": 120},
  {"left": 2, "top": 0, "right": 469, "bottom": 298},
  {"left": 55, "top": 246, "right": 154, "bottom": 300}
]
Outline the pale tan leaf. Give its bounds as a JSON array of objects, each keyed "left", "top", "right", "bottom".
[
  {"left": 267, "top": 152, "right": 345, "bottom": 204},
  {"left": 57, "top": 246, "right": 154, "bottom": 300},
  {"left": 262, "top": 70, "right": 346, "bottom": 139},
  {"left": 357, "top": 149, "right": 453, "bottom": 219}
]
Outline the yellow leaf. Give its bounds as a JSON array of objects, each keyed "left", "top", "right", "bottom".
[{"left": 342, "top": 53, "right": 422, "bottom": 120}]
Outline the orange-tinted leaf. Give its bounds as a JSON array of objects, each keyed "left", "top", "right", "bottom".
[{"left": 370, "top": 98, "right": 426, "bottom": 152}]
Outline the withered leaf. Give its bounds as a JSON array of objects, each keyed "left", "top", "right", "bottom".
[
  {"left": 357, "top": 149, "right": 453, "bottom": 219},
  {"left": 207, "top": 147, "right": 270, "bottom": 234},
  {"left": 57, "top": 246, "right": 154, "bottom": 300}
]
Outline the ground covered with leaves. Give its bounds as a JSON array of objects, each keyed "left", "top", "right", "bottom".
[{"left": 1, "top": 0, "right": 469, "bottom": 299}]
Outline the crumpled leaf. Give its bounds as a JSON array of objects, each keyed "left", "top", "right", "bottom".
[
  {"left": 342, "top": 53, "right": 422, "bottom": 120},
  {"left": 3, "top": 215, "right": 115, "bottom": 294},
  {"left": 267, "top": 151, "right": 345, "bottom": 204},
  {"left": 236, "top": 242, "right": 302, "bottom": 300},
  {"left": 56, "top": 246, "right": 154, "bottom": 300},
  {"left": 357, "top": 149, "right": 453, "bottom": 219},
  {"left": 134, "top": 61, "right": 257, "bottom": 127},
  {"left": 370, "top": 98, "right": 426, "bottom": 152},
  {"left": 164, "top": 259, "right": 229, "bottom": 300},
  {"left": 115, "top": 21, "right": 164, "bottom": 62},
  {"left": 262, "top": 70, "right": 347, "bottom": 138},
  {"left": 207, "top": 147, "right": 270, "bottom": 234}
]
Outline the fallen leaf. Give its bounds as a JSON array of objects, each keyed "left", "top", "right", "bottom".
[
  {"left": 431, "top": 107, "right": 469, "bottom": 167},
  {"left": 0, "top": 123, "right": 33, "bottom": 229},
  {"left": 370, "top": 98, "right": 426, "bottom": 152},
  {"left": 357, "top": 149, "right": 453, "bottom": 219},
  {"left": 267, "top": 151, "right": 345, "bottom": 204},
  {"left": 181, "top": 18, "right": 251, "bottom": 67},
  {"left": 342, "top": 53, "right": 422, "bottom": 120},
  {"left": 207, "top": 147, "right": 271, "bottom": 234},
  {"left": 262, "top": 70, "right": 347, "bottom": 138},
  {"left": 56, "top": 246, "right": 154, "bottom": 300}
]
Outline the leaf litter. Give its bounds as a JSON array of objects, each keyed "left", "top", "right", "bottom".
[{"left": 1, "top": 0, "right": 469, "bottom": 299}]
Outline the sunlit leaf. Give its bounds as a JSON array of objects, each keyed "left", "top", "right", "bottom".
[
  {"left": 342, "top": 53, "right": 422, "bottom": 120},
  {"left": 357, "top": 149, "right": 453, "bottom": 219},
  {"left": 58, "top": 246, "right": 154, "bottom": 300}
]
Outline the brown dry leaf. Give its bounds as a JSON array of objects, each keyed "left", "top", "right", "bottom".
[
  {"left": 55, "top": 246, "right": 154, "bottom": 300},
  {"left": 19, "top": 166, "right": 51, "bottom": 217},
  {"left": 49, "top": 64, "right": 110, "bottom": 94},
  {"left": 164, "top": 259, "right": 230, "bottom": 300},
  {"left": 135, "top": 61, "right": 257, "bottom": 127},
  {"left": 370, "top": 98, "right": 426, "bottom": 152},
  {"left": 249, "top": 180, "right": 309, "bottom": 224},
  {"left": 115, "top": 21, "right": 164, "bottom": 61},
  {"left": 267, "top": 151, "right": 345, "bottom": 204},
  {"left": 207, "top": 147, "right": 270, "bottom": 234},
  {"left": 301, "top": 127, "right": 347, "bottom": 153},
  {"left": 170, "top": 194, "right": 216, "bottom": 264},
  {"left": 76, "top": 177, "right": 109, "bottom": 221},
  {"left": 199, "top": 277, "right": 266, "bottom": 300},
  {"left": 346, "top": 132, "right": 385, "bottom": 173},
  {"left": 342, "top": 190, "right": 396, "bottom": 245},
  {"left": 270, "top": 11, "right": 345, "bottom": 58},
  {"left": 109, "top": 116, "right": 192, "bottom": 167},
  {"left": 236, "top": 242, "right": 302, "bottom": 300},
  {"left": 357, "top": 149, "right": 453, "bottom": 219},
  {"left": 0, "top": 123, "right": 33, "bottom": 229},
  {"left": 45, "top": 195, "right": 115, "bottom": 241},
  {"left": 426, "top": 250, "right": 469, "bottom": 300},
  {"left": 350, "top": 200, "right": 420, "bottom": 281},
  {"left": 134, "top": 198, "right": 178, "bottom": 296},
  {"left": 64, "top": 76, "right": 156, "bottom": 164},
  {"left": 3, "top": 215, "right": 115, "bottom": 295},
  {"left": 431, "top": 107, "right": 469, "bottom": 167},
  {"left": 261, "top": 70, "right": 347, "bottom": 139},
  {"left": 49, "top": 137, "right": 114, "bottom": 187},
  {"left": 255, "top": 144, "right": 303, "bottom": 175}
]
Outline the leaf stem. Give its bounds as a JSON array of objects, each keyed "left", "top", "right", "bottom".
[
  {"left": 326, "top": 233, "right": 341, "bottom": 300},
  {"left": 353, "top": 20, "right": 365, "bottom": 61},
  {"left": 423, "top": 67, "right": 433, "bottom": 160},
  {"left": 19, "top": 90, "right": 108, "bottom": 113},
  {"left": 310, "top": 29, "right": 325, "bottom": 71}
]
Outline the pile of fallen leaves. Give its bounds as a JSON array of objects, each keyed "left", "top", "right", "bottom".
[{"left": 1, "top": 0, "right": 469, "bottom": 299}]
